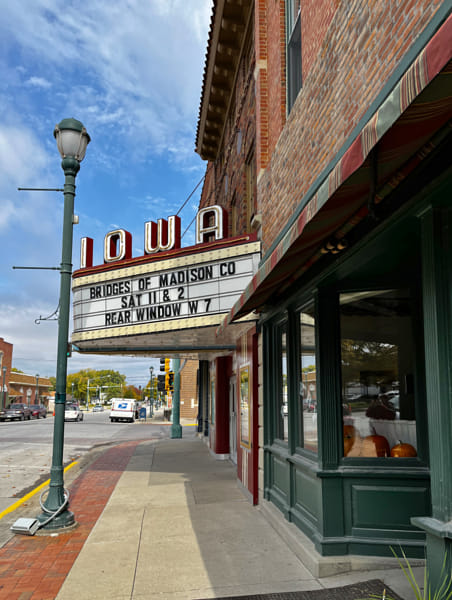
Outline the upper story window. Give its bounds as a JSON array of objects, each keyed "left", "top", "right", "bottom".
[{"left": 285, "top": 0, "right": 302, "bottom": 114}]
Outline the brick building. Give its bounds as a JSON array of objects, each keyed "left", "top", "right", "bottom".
[
  {"left": 0, "top": 337, "right": 13, "bottom": 409},
  {"left": 0, "top": 337, "right": 52, "bottom": 408},
  {"left": 179, "top": 359, "right": 198, "bottom": 420},
  {"left": 196, "top": 0, "right": 452, "bottom": 584},
  {"left": 8, "top": 372, "right": 52, "bottom": 407}
]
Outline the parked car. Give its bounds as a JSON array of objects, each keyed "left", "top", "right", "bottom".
[
  {"left": 29, "top": 404, "right": 47, "bottom": 419},
  {"left": 92, "top": 405, "right": 104, "bottom": 412},
  {"left": 64, "top": 404, "right": 84, "bottom": 422},
  {"left": 1, "top": 403, "right": 32, "bottom": 421}
]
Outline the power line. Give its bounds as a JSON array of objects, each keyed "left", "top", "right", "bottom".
[
  {"left": 176, "top": 171, "right": 207, "bottom": 216},
  {"left": 175, "top": 164, "right": 212, "bottom": 240}
]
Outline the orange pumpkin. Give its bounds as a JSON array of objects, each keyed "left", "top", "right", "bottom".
[
  {"left": 361, "top": 434, "right": 390, "bottom": 457},
  {"left": 343, "top": 425, "right": 359, "bottom": 456},
  {"left": 390, "top": 441, "right": 417, "bottom": 457}
]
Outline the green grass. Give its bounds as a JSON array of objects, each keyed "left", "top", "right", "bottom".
[{"left": 361, "top": 547, "right": 452, "bottom": 600}]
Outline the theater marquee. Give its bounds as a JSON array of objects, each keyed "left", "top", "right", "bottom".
[{"left": 72, "top": 231, "right": 260, "bottom": 355}]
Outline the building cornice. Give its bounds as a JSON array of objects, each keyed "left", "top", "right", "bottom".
[{"left": 196, "top": 0, "right": 253, "bottom": 161}]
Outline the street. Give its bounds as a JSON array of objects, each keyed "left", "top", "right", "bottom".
[{"left": 0, "top": 408, "right": 194, "bottom": 517}]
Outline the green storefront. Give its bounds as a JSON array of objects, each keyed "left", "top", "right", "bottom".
[{"left": 225, "top": 13, "right": 452, "bottom": 582}]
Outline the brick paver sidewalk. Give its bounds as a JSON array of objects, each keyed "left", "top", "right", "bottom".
[{"left": 0, "top": 440, "right": 141, "bottom": 600}]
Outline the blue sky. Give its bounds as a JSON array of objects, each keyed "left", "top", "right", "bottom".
[{"left": 0, "top": 0, "right": 212, "bottom": 387}]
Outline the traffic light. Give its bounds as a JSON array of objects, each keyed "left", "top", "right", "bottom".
[
  {"left": 157, "top": 374, "right": 166, "bottom": 391},
  {"left": 168, "top": 372, "right": 174, "bottom": 392},
  {"left": 160, "top": 358, "right": 171, "bottom": 372},
  {"left": 67, "top": 343, "right": 72, "bottom": 357}
]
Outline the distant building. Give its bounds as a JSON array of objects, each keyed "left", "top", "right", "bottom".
[
  {"left": 8, "top": 372, "right": 52, "bottom": 407},
  {"left": 0, "top": 337, "right": 52, "bottom": 407}
]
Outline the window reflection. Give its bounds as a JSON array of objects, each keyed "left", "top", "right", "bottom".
[
  {"left": 340, "top": 290, "right": 418, "bottom": 459},
  {"left": 299, "top": 303, "right": 317, "bottom": 452},
  {"left": 277, "top": 328, "right": 289, "bottom": 442}
]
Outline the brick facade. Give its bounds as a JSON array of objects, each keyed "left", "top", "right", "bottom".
[
  {"left": 258, "top": 0, "right": 444, "bottom": 255},
  {"left": 179, "top": 359, "right": 198, "bottom": 420},
  {"left": 0, "top": 338, "right": 13, "bottom": 380}
]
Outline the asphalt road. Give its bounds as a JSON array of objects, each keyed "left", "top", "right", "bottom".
[{"left": 0, "top": 409, "right": 190, "bottom": 517}]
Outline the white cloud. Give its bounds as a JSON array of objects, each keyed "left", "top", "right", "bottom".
[
  {"left": 25, "top": 76, "right": 51, "bottom": 89},
  {"left": 0, "top": 1, "right": 212, "bottom": 168}
]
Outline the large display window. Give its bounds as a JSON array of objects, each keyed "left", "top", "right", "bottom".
[{"left": 340, "top": 289, "right": 418, "bottom": 459}]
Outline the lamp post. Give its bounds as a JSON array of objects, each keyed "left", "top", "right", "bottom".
[
  {"left": 2, "top": 366, "right": 7, "bottom": 413},
  {"left": 35, "top": 374, "right": 39, "bottom": 405},
  {"left": 36, "top": 118, "right": 90, "bottom": 530},
  {"left": 149, "top": 366, "right": 154, "bottom": 417}
]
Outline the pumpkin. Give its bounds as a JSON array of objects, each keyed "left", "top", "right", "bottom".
[
  {"left": 361, "top": 434, "right": 390, "bottom": 457},
  {"left": 343, "top": 425, "right": 359, "bottom": 456},
  {"left": 390, "top": 441, "right": 417, "bottom": 457}
]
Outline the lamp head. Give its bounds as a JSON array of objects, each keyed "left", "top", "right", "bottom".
[{"left": 54, "top": 118, "right": 90, "bottom": 162}]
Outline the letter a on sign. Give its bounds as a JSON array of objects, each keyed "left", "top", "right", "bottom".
[
  {"left": 144, "top": 215, "right": 181, "bottom": 254},
  {"left": 195, "top": 205, "right": 227, "bottom": 244}
]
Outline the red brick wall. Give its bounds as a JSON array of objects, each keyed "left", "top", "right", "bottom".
[
  {"left": 266, "top": 0, "right": 286, "bottom": 161},
  {"left": 258, "top": 0, "right": 444, "bottom": 254},
  {"left": 0, "top": 337, "right": 13, "bottom": 384},
  {"left": 180, "top": 359, "right": 198, "bottom": 419}
]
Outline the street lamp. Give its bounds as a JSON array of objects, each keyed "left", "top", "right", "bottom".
[
  {"left": 35, "top": 374, "right": 39, "bottom": 405},
  {"left": 37, "top": 118, "right": 90, "bottom": 531},
  {"left": 2, "top": 366, "right": 7, "bottom": 412},
  {"left": 149, "top": 366, "right": 154, "bottom": 417}
]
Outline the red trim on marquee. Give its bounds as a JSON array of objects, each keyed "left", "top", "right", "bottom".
[{"left": 73, "top": 232, "right": 258, "bottom": 279}]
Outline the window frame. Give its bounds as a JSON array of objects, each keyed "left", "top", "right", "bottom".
[
  {"left": 336, "top": 282, "right": 428, "bottom": 466},
  {"left": 285, "top": 0, "right": 302, "bottom": 114}
]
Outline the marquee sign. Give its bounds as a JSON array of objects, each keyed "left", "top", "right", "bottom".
[{"left": 72, "top": 206, "right": 260, "bottom": 354}]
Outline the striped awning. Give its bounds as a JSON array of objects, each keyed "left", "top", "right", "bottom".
[{"left": 217, "top": 12, "right": 452, "bottom": 335}]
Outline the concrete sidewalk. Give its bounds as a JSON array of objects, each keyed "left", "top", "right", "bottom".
[{"left": 54, "top": 436, "right": 422, "bottom": 600}]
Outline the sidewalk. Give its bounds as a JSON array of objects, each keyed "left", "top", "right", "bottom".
[{"left": 0, "top": 434, "right": 423, "bottom": 600}]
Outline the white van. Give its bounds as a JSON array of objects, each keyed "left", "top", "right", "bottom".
[{"left": 110, "top": 398, "right": 136, "bottom": 423}]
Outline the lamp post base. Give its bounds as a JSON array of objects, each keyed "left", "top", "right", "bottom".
[
  {"left": 36, "top": 509, "right": 76, "bottom": 531},
  {"left": 171, "top": 423, "right": 182, "bottom": 438}
]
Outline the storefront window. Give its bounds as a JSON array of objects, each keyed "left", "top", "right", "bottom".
[
  {"left": 340, "top": 289, "right": 418, "bottom": 459},
  {"left": 276, "top": 325, "right": 288, "bottom": 442},
  {"left": 299, "top": 303, "right": 318, "bottom": 452},
  {"left": 240, "top": 367, "right": 250, "bottom": 448}
]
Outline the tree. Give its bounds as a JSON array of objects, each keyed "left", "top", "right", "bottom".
[
  {"left": 66, "top": 369, "right": 126, "bottom": 404},
  {"left": 123, "top": 385, "right": 141, "bottom": 400}
]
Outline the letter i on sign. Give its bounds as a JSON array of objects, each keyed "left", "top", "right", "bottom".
[{"left": 80, "top": 237, "right": 94, "bottom": 268}]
